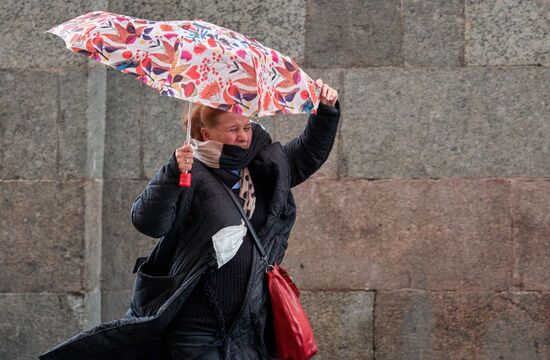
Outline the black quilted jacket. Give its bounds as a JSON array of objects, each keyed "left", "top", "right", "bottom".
[{"left": 38, "top": 101, "right": 340, "bottom": 360}]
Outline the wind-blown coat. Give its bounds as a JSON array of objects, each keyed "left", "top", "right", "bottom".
[{"left": 38, "top": 101, "right": 340, "bottom": 360}]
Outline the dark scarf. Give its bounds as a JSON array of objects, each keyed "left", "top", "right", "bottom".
[
  {"left": 190, "top": 122, "right": 272, "bottom": 218},
  {"left": 190, "top": 122, "right": 271, "bottom": 169}
]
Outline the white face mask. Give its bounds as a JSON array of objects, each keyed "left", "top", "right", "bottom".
[{"left": 211, "top": 222, "right": 248, "bottom": 269}]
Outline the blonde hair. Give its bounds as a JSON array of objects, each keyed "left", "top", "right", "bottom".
[{"left": 187, "top": 104, "right": 227, "bottom": 141}]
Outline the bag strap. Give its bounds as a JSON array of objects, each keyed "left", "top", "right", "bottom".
[{"left": 211, "top": 172, "right": 268, "bottom": 261}]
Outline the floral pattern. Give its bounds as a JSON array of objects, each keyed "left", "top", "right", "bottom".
[{"left": 47, "top": 11, "right": 320, "bottom": 117}]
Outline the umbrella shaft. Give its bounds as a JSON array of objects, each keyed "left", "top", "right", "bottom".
[{"left": 186, "top": 103, "right": 192, "bottom": 145}]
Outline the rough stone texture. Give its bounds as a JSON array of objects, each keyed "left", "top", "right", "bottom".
[
  {"left": 0, "top": 0, "right": 108, "bottom": 69},
  {"left": 264, "top": 68, "right": 343, "bottom": 178},
  {"left": 254, "top": 116, "right": 277, "bottom": 139},
  {"left": 84, "top": 180, "right": 103, "bottom": 292},
  {"left": 0, "top": 67, "right": 105, "bottom": 180},
  {"left": 465, "top": 0, "right": 550, "bottom": 66},
  {"left": 141, "top": 94, "right": 185, "bottom": 179},
  {"left": 512, "top": 180, "right": 550, "bottom": 291},
  {"left": 342, "top": 67, "right": 550, "bottom": 179},
  {"left": 59, "top": 64, "right": 107, "bottom": 180},
  {"left": 305, "top": 0, "right": 402, "bottom": 68},
  {"left": 102, "top": 66, "right": 191, "bottom": 180},
  {"left": 101, "top": 180, "right": 158, "bottom": 290},
  {"left": 301, "top": 291, "right": 374, "bottom": 360},
  {"left": 375, "top": 291, "right": 550, "bottom": 360},
  {"left": 197, "top": 0, "right": 306, "bottom": 64},
  {"left": 3, "top": 1, "right": 550, "bottom": 359},
  {"left": 403, "top": 0, "right": 464, "bottom": 67},
  {"left": 107, "top": 0, "right": 194, "bottom": 21},
  {"left": 0, "top": 70, "right": 58, "bottom": 179},
  {"left": 104, "top": 71, "right": 147, "bottom": 179},
  {"left": 57, "top": 69, "right": 90, "bottom": 179},
  {"left": 85, "top": 61, "right": 107, "bottom": 180},
  {"left": 0, "top": 291, "right": 101, "bottom": 360},
  {"left": 284, "top": 179, "right": 512, "bottom": 291},
  {"left": 0, "top": 181, "right": 102, "bottom": 293},
  {"left": 101, "top": 289, "right": 133, "bottom": 322}
]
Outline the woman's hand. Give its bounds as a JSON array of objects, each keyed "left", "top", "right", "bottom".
[
  {"left": 175, "top": 143, "right": 194, "bottom": 173},
  {"left": 316, "top": 79, "right": 338, "bottom": 107}
]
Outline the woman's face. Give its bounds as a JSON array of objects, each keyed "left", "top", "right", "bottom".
[{"left": 201, "top": 111, "right": 252, "bottom": 148}]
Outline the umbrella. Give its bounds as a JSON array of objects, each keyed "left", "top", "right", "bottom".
[{"left": 46, "top": 10, "right": 321, "bottom": 186}]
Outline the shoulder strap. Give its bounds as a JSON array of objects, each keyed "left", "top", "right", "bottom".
[{"left": 211, "top": 172, "right": 267, "bottom": 260}]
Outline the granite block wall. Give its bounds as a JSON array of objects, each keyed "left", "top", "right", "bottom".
[{"left": 1, "top": 0, "right": 548, "bottom": 359}]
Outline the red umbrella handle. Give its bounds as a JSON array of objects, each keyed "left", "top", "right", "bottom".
[{"left": 179, "top": 172, "right": 191, "bottom": 187}]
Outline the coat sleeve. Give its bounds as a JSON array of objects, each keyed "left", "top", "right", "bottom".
[
  {"left": 283, "top": 100, "right": 340, "bottom": 188},
  {"left": 130, "top": 151, "right": 190, "bottom": 238}
]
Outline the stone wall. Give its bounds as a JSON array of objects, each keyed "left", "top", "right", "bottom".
[{"left": 1, "top": 0, "right": 548, "bottom": 359}]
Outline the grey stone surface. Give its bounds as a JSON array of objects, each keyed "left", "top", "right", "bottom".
[
  {"left": 57, "top": 69, "right": 90, "bottom": 179},
  {"left": 375, "top": 291, "right": 550, "bottom": 360},
  {"left": 403, "top": 0, "right": 464, "bottom": 67},
  {"left": 197, "top": 0, "right": 306, "bottom": 63},
  {"left": 342, "top": 66, "right": 550, "bottom": 179},
  {"left": 104, "top": 71, "right": 147, "bottom": 179},
  {"left": 102, "top": 67, "right": 194, "bottom": 180},
  {"left": 141, "top": 93, "right": 185, "bottom": 179},
  {"left": 59, "top": 64, "right": 107, "bottom": 179},
  {"left": 2, "top": 2, "right": 550, "bottom": 360},
  {"left": 0, "top": 0, "right": 108, "bottom": 69},
  {"left": 101, "top": 180, "right": 157, "bottom": 291},
  {"left": 465, "top": 0, "right": 550, "bottom": 66},
  {"left": 512, "top": 180, "right": 550, "bottom": 290},
  {"left": 0, "top": 291, "right": 101, "bottom": 360},
  {"left": 0, "top": 181, "right": 103, "bottom": 293},
  {"left": 107, "top": 0, "right": 194, "bottom": 20},
  {"left": 255, "top": 116, "right": 277, "bottom": 138},
  {"left": 85, "top": 61, "right": 107, "bottom": 180},
  {"left": 301, "top": 290, "right": 374, "bottom": 360},
  {"left": 84, "top": 180, "right": 103, "bottom": 292},
  {"left": 1, "top": 70, "right": 58, "bottom": 179},
  {"left": 284, "top": 178, "right": 512, "bottom": 291},
  {"left": 101, "top": 289, "right": 133, "bottom": 322},
  {"left": 305, "top": 0, "right": 402, "bottom": 68},
  {"left": 1, "top": 67, "right": 105, "bottom": 180}
]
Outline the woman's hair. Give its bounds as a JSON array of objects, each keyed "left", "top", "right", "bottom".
[{"left": 188, "top": 104, "right": 227, "bottom": 141}]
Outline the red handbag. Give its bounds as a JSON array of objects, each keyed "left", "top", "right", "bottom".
[
  {"left": 267, "top": 263, "right": 318, "bottom": 360},
  {"left": 217, "top": 176, "right": 318, "bottom": 360}
]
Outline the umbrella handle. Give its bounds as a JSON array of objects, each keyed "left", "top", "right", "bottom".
[{"left": 179, "top": 172, "right": 191, "bottom": 187}]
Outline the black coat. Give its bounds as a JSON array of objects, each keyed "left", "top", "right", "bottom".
[{"left": 38, "top": 101, "right": 340, "bottom": 360}]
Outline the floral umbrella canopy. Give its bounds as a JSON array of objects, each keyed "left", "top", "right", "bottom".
[{"left": 46, "top": 10, "right": 321, "bottom": 117}]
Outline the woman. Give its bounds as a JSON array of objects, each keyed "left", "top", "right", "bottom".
[
  {"left": 38, "top": 80, "right": 338, "bottom": 360},
  {"left": 131, "top": 79, "right": 339, "bottom": 360}
]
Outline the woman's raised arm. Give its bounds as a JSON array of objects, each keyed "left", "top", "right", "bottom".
[{"left": 283, "top": 80, "right": 340, "bottom": 187}]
